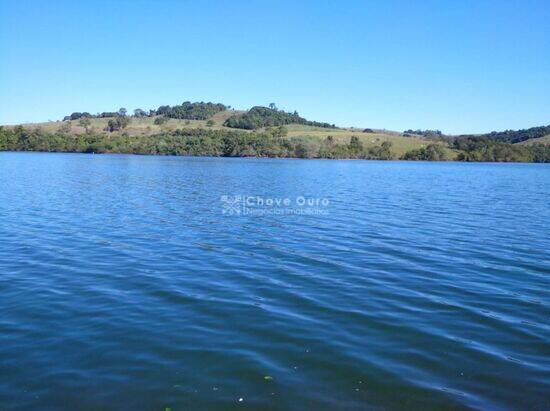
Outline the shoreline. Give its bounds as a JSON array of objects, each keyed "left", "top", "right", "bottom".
[
  {"left": 2, "top": 124, "right": 549, "bottom": 163},
  {"left": 1, "top": 150, "right": 548, "bottom": 164}
]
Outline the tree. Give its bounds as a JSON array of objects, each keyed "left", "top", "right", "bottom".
[
  {"left": 106, "top": 116, "right": 130, "bottom": 132},
  {"left": 349, "top": 136, "right": 363, "bottom": 155},
  {"left": 79, "top": 117, "right": 91, "bottom": 133},
  {"left": 380, "top": 141, "right": 392, "bottom": 159},
  {"left": 118, "top": 107, "right": 127, "bottom": 117},
  {"left": 134, "top": 108, "right": 147, "bottom": 117},
  {"left": 65, "top": 112, "right": 92, "bottom": 121},
  {"left": 269, "top": 103, "right": 277, "bottom": 110},
  {"left": 294, "top": 140, "right": 320, "bottom": 158},
  {"left": 402, "top": 144, "right": 448, "bottom": 161},
  {"left": 156, "top": 105, "right": 171, "bottom": 115},
  {"left": 154, "top": 117, "right": 168, "bottom": 125},
  {"left": 206, "top": 119, "right": 215, "bottom": 127}
]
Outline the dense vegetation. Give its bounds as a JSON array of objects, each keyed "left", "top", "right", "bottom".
[
  {"left": 458, "top": 125, "right": 550, "bottom": 144},
  {"left": 224, "top": 106, "right": 336, "bottom": 130},
  {"left": 401, "top": 144, "right": 448, "bottom": 160},
  {"left": 403, "top": 129, "right": 444, "bottom": 137},
  {"left": 162, "top": 102, "right": 227, "bottom": 120},
  {"left": 63, "top": 112, "right": 93, "bottom": 121},
  {"left": 0, "top": 126, "right": 390, "bottom": 159},
  {"left": 2, "top": 126, "right": 548, "bottom": 162},
  {"left": 451, "top": 137, "right": 549, "bottom": 162}
]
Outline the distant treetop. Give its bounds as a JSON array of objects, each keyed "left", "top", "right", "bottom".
[
  {"left": 457, "top": 124, "right": 550, "bottom": 144},
  {"left": 161, "top": 101, "right": 227, "bottom": 120},
  {"left": 403, "top": 129, "right": 443, "bottom": 137},
  {"left": 62, "top": 101, "right": 227, "bottom": 121}
]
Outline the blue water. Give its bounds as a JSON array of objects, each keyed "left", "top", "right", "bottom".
[{"left": 0, "top": 152, "right": 549, "bottom": 410}]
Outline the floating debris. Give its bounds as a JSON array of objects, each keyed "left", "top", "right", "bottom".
[
  {"left": 264, "top": 375, "right": 273, "bottom": 381},
  {"left": 238, "top": 397, "right": 244, "bottom": 402}
]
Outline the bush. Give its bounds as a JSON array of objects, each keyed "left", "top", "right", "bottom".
[{"left": 154, "top": 117, "right": 168, "bottom": 125}]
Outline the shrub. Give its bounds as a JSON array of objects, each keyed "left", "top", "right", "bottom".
[{"left": 154, "top": 117, "right": 168, "bottom": 126}]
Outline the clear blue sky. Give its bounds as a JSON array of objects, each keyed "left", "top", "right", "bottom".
[{"left": 1, "top": 0, "right": 548, "bottom": 134}]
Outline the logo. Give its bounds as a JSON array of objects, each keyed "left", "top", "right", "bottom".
[
  {"left": 221, "top": 195, "right": 243, "bottom": 215},
  {"left": 221, "top": 194, "right": 330, "bottom": 216}
]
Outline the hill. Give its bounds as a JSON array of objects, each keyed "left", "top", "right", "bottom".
[
  {"left": 4, "top": 115, "right": 449, "bottom": 157},
  {"left": 1, "top": 101, "right": 549, "bottom": 162}
]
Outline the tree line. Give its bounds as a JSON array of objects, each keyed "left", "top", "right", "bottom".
[
  {"left": 457, "top": 125, "right": 550, "bottom": 144},
  {"left": 0, "top": 126, "right": 387, "bottom": 159},
  {"left": 62, "top": 102, "right": 227, "bottom": 122},
  {"left": 451, "top": 136, "right": 549, "bottom": 162},
  {"left": 403, "top": 129, "right": 444, "bottom": 137},
  {"left": 2, "top": 126, "right": 548, "bottom": 162},
  {"left": 402, "top": 124, "right": 550, "bottom": 144}
]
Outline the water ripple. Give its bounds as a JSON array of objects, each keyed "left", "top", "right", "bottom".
[{"left": 0, "top": 153, "right": 549, "bottom": 410}]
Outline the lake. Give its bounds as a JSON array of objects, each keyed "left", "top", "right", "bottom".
[{"left": 0, "top": 152, "right": 548, "bottom": 410}]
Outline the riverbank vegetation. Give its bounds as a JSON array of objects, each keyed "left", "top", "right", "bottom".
[
  {"left": 3, "top": 101, "right": 549, "bottom": 162},
  {"left": 458, "top": 125, "right": 550, "bottom": 144},
  {"left": 1, "top": 125, "right": 549, "bottom": 162}
]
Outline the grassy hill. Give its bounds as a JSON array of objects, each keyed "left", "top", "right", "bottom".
[
  {"left": 1, "top": 103, "right": 548, "bottom": 162},
  {"left": 8, "top": 114, "right": 445, "bottom": 158}
]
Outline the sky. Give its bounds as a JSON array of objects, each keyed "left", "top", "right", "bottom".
[{"left": 0, "top": 0, "right": 548, "bottom": 134}]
